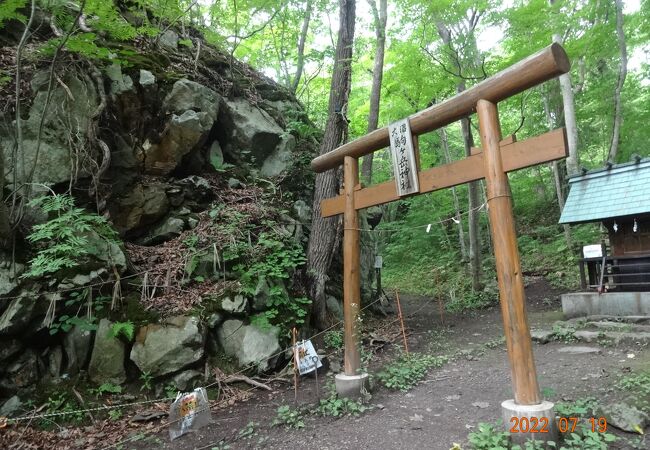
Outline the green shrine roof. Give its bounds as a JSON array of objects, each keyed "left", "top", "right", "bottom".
[{"left": 559, "top": 158, "right": 650, "bottom": 224}]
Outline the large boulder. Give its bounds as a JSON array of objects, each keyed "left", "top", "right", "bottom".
[
  {"left": 1, "top": 71, "right": 99, "bottom": 186},
  {"left": 88, "top": 319, "right": 126, "bottom": 385},
  {"left": 0, "top": 262, "right": 24, "bottom": 297},
  {"left": 0, "top": 338, "right": 22, "bottom": 365},
  {"left": 0, "top": 294, "right": 36, "bottom": 336},
  {"left": 63, "top": 326, "right": 93, "bottom": 375},
  {"left": 600, "top": 401, "right": 650, "bottom": 433},
  {"left": 217, "top": 319, "right": 281, "bottom": 372},
  {"left": 219, "top": 98, "right": 295, "bottom": 177},
  {"left": 110, "top": 182, "right": 169, "bottom": 235},
  {"left": 130, "top": 316, "right": 206, "bottom": 378},
  {"left": 163, "top": 79, "right": 220, "bottom": 120}
]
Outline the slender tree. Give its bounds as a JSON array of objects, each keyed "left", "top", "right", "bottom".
[
  {"left": 360, "top": 0, "right": 387, "bottom": 184},
  {"left": 608, "top": 0, "right": 627, "bottom": 162},
  {"left": 306, "top": 0, "right": 356, "bottom": 330},
  {"left": 291, "top": 0, "right": 313, "bottom": 93}
]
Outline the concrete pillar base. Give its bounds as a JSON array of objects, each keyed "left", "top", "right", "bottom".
[
  {"left": 502, "top": 399, "right": 558, "bottom": 444},
  {"left": 335, "top": 373, "right": 369, "bottom": 400}
]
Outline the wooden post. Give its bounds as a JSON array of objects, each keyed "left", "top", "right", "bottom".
[
  {"left": 476, "top": 99, "right": 541, "bottom": 405},
  {"left": 343, "top": 156, "right": 361, "bottom": 375}
]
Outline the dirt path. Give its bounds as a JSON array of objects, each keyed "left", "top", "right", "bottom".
[{"left": 126, "top": 278, "right": 649, "bottom": 450}]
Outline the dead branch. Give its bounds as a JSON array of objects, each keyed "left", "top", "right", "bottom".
[{"left": 221, "top": 374, "right": 272, "bottom": 391}]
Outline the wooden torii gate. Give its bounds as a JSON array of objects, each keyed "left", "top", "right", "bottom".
[{"left": 312, "top": 44, "right": 570, "bottom": 439}]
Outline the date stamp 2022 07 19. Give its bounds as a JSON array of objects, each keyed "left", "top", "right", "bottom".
[{"left": 510, "top": 416, "right": 608, "bottom": 434}]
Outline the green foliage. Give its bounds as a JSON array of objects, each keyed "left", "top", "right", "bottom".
[
  {"left": 139, "top": 371, "right": 154, "bottom": 392},
  {"left": 109, "top": 321, "right": 135, "bottom": 341},
  {"left": 42, "top": 393, "right": 84, "bottom": 427},
  {"left": 316, "top": 383, "right": 369, "bottom": 417},
  {"left": 617, "top": 371, "right": 650, "bottom": 396},
  {"left": 90, "top": 383, "right": 122, "bottom": 397},
  {"left": 108, "top": 409, "right": 123, "bottom": 421},
  {"left": 24, "top": 194, "right": 119, "bottom": 279},
  {"left": 467, "top": 422, "right": 509, "bottom": 450},
  {"left": 237, "top": 421, "right": 258, "bottom": 440},
  {"left": 554, "top": 397, "right": 598, "bottom": 418},
  {"left": 49, "top": 313, "right": 97, "bottom": 335},
  {"left": 272, "top": 405, "right": 304, "bottom": 429},
  {"left": 323, "top": 330, "right": 344, "bottom": 349},
  {"left": 560, "top": 424, "right": 616, "bottom": 449},
  {"left": 0, "top": 0, "right": 26, "bottom": 28},
  {"left": 377, "top": 352, "right": 448, "bottom": 391},
  {"left": 552, "top": 323, "right": 578, "bottom": 343},
  {"left": 236, "top": 232, "right": 310, "bottom": 334}
]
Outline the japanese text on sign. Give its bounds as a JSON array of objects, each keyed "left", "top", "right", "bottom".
[{"left": 388, "top": 118, "right": 419, "bottom": 196}]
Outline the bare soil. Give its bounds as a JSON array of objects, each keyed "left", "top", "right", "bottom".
[{"left": 122, "top": 277, "right": 649, "bottom": 450}]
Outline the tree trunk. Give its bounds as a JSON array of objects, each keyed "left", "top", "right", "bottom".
[
  {"left": 543, "top": 89, "right": 572, "bottom": 247},
  {"left": 460, "top": 111, "right": 482, "bottom": 291},
  {"left": 360, "top": 0, "right": 387, "bottom": 185},
  {"left": 549, "top": 1, "right": 579, "bottom": 176},
  {"left": 291, "top": 0, "right": 313, "bottom": 93},
  {"left": 306, "top": 0, "right": 356, "bottom": 330},
  {"left": 608, "top": 0, "right": 627, "bottom": 163},
  {"left": 440, "top": 126, "right": 467, "bottom": 261}
]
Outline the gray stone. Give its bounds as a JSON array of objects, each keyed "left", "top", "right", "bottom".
[
  {"left": 292, "top": 200, "right": 311, "bottom": 223},
  {"left": 0, "top": 395, "right": 22, "bottom": 417},
  {"left": 105, "top": 64, "right": 134, "bottom": 95},
  {"left": 88, "top": 319, "right": 126, "bottom": 385},
  {"left": 143, "top": 110, "right": 214, "bottom": 175},
  {"left": 217, "top": 319, "right": 281, "bottom": 372},
  {"left": 85, "top": 231, "right": 127, "bottom": 274},
  {"left": 63, "top": 326, "right": 93, "bottom": 375},
  {"left": 0, "top": 262, "right": 24, "bottom": 296},
  {"left": 220, "top": 295, "right": 248, "bottom": 313},
  {"left": 326, "top": 296, "right": 343, "bottom": 320},
  {"left": 0, "top": 294, "right": 36, "bottom": 335},
  {"left": 260, "top": 134, "right": 295, "bottom": 178},
  {"left": 228, "top": 178, "right": 242, "bottom": 188},
  {"left": 531, "top": 330, "right": 555, "bottom": 344},
  {"left": 139, "top": 69, "right": 156, "bottom": 86},
  {"left": 557, "top": 346, "right": 602, "bottom": 354},
  {"left": 252, "top": 277, "right": 271, "bottom": 311},
  {"left": 47, "top": 345, "right": 63, "bottom": 377},
  {"left": 139, "top": 216, "right": 185, "bottom": 245},
  {"left": 207, "top": 312, "right": 225, "bottom": 329},
  {"left": 220, "top": 98, "right": 291, "bottom": 174},
  {"left": 209, "top": 140, "right": 224, "bottom": 169},
  {"left": 335, "top": 373, "right": 370, "bottom": 401},
  {"left": 0, "top": 338, "right": 22, "bottom": 365},
  {"left": 158, "top": 30, "right": 179, "bottom": 50},
  {"left": 600, "top": 402, "right": 649, "bottom": 433},
  {"left": 573, "top": 330, "right": 600, "bottom": 343},
  {"left": 130, "top": 316, "right": 206, "bottom": 378},
  {"left": 110, "top": 182, "right": 169, "bottom": 235},
  {"left": 179, "top": 175, "right": 212, "bottom": 201},
  {"left": 163, "top": 79, "right": 220, "bottom": 120},
  {"left": 172, "top": 370, "right": 202, "bottom": 391}
]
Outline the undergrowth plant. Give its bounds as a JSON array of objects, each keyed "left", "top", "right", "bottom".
[
  {"left": 377, "top": 352, "right": 448, "bottom": 391},
  {"left": 617, "top": 371, "right": 650, "bottom": 396},
  {"left": 272, "top": 405, "right": 305, "bottom": 429},
  {"left": 24, "top": 194, "right": 119, "bottom": 279},
  {"left": 316, "top": 382, "right": 369, "bottom": 417}
]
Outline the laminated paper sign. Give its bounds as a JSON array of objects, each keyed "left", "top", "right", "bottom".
[
  {"left": 389, "top": 118, "right": 419, "bottom": 196},
  {"left": 294, "top": 339, "right": 322, "bottom": 375},
  {"left": 168, "top": 387, "right": 211, "bottom": 441}
]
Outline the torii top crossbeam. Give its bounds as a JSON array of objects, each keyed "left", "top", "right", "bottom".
[{"left": 311, "top": 43, "right": 569, "bottom": 173}]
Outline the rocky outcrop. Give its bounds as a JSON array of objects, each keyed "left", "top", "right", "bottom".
[{"left": 130, "top": 316, "right": 206, "bottom": 378}]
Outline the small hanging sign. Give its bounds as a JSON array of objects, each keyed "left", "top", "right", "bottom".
[
  {"left": 374, "top": 255, "right": 383, "bottom": 269},
  {"left": 388, "top": 118, "right": 420, "bottom": 196},
  {"left": 168, "top": 387, "right": 211, "bottom": 440},
  {"left": 294, "top": 339, "right": 322, "bottom": 375}
]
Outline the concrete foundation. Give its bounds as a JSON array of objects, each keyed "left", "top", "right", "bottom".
[
  {"left": 502, "top": 399, "right": 558, "bottom": 444},
  {"left": 335, "top": 373, "right": 369, "bottom": 400},
  {"left": 562, "top": 292, "right": 650, "bottom": 318}
]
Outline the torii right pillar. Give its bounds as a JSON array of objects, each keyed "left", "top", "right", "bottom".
[{"left": 477, "top": 99, "right": 558, "bottom": 444}]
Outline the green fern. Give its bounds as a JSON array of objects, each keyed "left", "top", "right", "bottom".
[
  {"left": 23, "top": 194, "right": 119, "bottom": 279},
  {"left": 0, "top": 0, "right": 27, "bottom": 29},
  {"left": 109, "top": 321, "right": 135, "bottom": 341}
]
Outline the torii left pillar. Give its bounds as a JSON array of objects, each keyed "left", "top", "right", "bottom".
[{"left": 335, "top": 156, "right": 369, "bottom": 399}]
